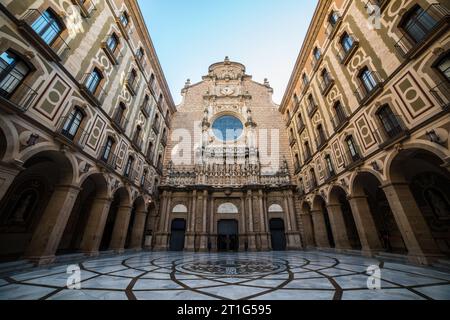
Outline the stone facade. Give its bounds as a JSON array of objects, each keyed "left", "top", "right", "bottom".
[
  {"left": 155, "top": 58, "right": 303, "bottom": 252},
  {"left": 0, "top": 0, "right": 175, "bottom": 264},
  {"left": 281, "top": 0, "right": 450, "bottom": 265}
]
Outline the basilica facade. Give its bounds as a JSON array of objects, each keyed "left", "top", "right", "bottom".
[{"left": 154, "top": 58, "right": 303, "bottom": 252}]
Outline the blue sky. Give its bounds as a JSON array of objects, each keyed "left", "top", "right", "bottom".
[{"left": 137, "top": 0, "right": 318, "bottom": 105}]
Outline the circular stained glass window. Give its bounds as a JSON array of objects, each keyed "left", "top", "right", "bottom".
[{"left": 212, "top": 115, "right": 244, "bottom": 142}]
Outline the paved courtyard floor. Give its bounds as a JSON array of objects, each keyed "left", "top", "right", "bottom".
[{"left": 0, "top": 251, "right": 450, "bottom": 300}]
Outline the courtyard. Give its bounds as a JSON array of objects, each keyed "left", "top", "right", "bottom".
[{"left": 0, "top": 251, "right": 449, "bottom": 300}]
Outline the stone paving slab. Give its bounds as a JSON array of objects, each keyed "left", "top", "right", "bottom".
[{"left": 0, "top": 251, "right": 449, "bottom": 300}]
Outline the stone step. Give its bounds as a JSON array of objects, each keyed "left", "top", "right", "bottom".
[
  {"left": 0, "top": 260, "right": 35, "bottom": 276},
  {"left": 375, "top": 252, "right": 409, "bottom": 264}
]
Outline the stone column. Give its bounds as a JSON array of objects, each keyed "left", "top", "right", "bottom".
[
  {"left": 326, "top": 204, "right": 352, "bottom": 250},
  {"left": 310, "top": 209, "right": 330, "bottom": 248},
  {"left": 239, "top": 196, "right": 247, "bottom": 251},
  {"left": 185, "top": 190, "right": 196, "bottom": 251},
  {"left": 382, "top": 182, "right": 442, "bottom": 265},
  {"left": 154, "top": 192, "right": 169, "bottom": 250},
  {"left": 246, "top": 190, "right": 257, "bottom": 251},
  {"left": 109, "top": 205, "right": 133, "bottom": 253},
  {"left": 258, "top": 190, "right": 270, "bottom": 251},
  {"left": 300, "top": 213, "right": 316, "bottom": 247},
  {"left": 285, "top": 191, "right": 302, "bottom": 250},
  {"left": 348, "top": 195, "right": 383, "bottom": 256},
  {"left": 25, "top": 184, "right": 81, "bottom": 265},
  {"left": 129, "top": 210, "right": 148, "bottom": 250},
  {"left": 209, "top": 196, "right": 216, "bottom": 251},
  {"left": 198, "top": 190, "right": 209, "bottom": 252},
  {"left": 80, "top": 197, "right": 113, "bottom": 256},
  {"left": 0, "top": 161, "right": 22, "bottom": 201}
]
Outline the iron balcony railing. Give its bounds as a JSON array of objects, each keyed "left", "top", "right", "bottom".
[
  {"left": 337, "top": 38, "right": 359, "bottom": 65},
  {"left": 72, "top": 0, "right": 97, "bottom": 18},
  {"left": 319, "top": 77, "right": 335, "bottom": 96},
  {"left": 374, "top": 114, "right": 409, "bottom": 146},
  {"left": 0, "top": 65, "right": 38, "bottom": 112},
  {"left": 101, "top": 39, "right": 124, "bottom": 66},
  {"left": 325, "top": 13, "right": 342, "bottom": 39},
  {"left": 18, "top": 9, "right": 70, "bottom": 61},
  {"left": 99, "top": 145, "right": 118, "bottom": 170},
  {"left": 112, "top": 113, "right": 129, "bottom": 133},
  {"left": 307, "top": 101, "right": 318, "bottom": 117},
  {"left": 125, "top": 72, "right": 137, "bottom": 96},
  {"left": 430, "top": 81, "right": 450, "bottom": 109},
  {"left": 80, "top": 73, "right": 106, "bottom": 107},
  {"left": 354, "top": 71, "right": 383, "bottom": 104},
  {"left": 394, "top": 4, "right": 450, "bottom": 58},
  {"left": 55, "top": 116, "right": 89, "bottom": 148},
  {"left": 344, "top": 143, "right": 363, "bottom": 168},
  {"left": 331, "top": 109, "right": 349, "bottom": 131},
  {"left": 315, "top": 134, "right": 327, "bottom": 150}
]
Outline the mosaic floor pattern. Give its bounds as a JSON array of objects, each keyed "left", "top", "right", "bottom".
[{"left": 1, "top": 251, "right": 450, "bottom": 300}]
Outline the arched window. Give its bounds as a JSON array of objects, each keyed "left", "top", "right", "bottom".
[
  {"left": 147, "top": 141, "right": 154, "bottom": 159},
  {"left": 345, "top": 135, "right": 360, "bottom": 161},
  {"left": 304, "top": 141, "right": 311, "bottom": 159},
  {"left": 62, "top": 108, "right": 84, "bottom": 140},
  {"left": 102, "top": 137, "right": 115, "bottom": 162},
  {"left": 31, "top": 8, "right": 63, "bottom": 45},
  {"left": 134, "top": 125, "right": 142, "bottom": 141},
  {"left": 106, "top": 33, "right": 119, "bottom": 52},
  {"left": 149, "top": 73, "right": 156, "bottom": 90},
  {"left": 85, "top": 68, "right": 103, "bottom": 94},
  {"left": 317, "top": 124, "right": 326, "bottom": 144},
  {"left": 158, "top": 94, "right": 163, "bottom": 105},
  {"left": 114, "top": 102, "right": 126, "bottom": 124},
  {"left": 136, "top": 47, "right": 145, "bottom": 61},
  {"left": 302, "top": 73, "right": 309, "bottom": 87},
  {"left": 340, "top": 32, "right": 354, "bottom": 53},
  {"left": 321, "top": 69, "right": 331, "bottom": 84},
  {"left": 141, "top": 169, "right": 148, "bottom": 186},
  {"left": 128, "top": 69, "right": 137, "bottom": 86},
  {"left": 400, "top": 5, "right": 437, "bottom": 44},
  {"left": 376, "top": 105, "right": 403, "bottom": 139},
  {"left": 328, "top": 11, "right": 340, "bottom": 26},
  {"left": 325, "top": 155, "right": 335, "bottom": 177},
  {"left": 310, "top": 168, "right": 317, "bottom": 188},
  {"left": 0, "top": 50, "right": 31, "bottom": 98}
]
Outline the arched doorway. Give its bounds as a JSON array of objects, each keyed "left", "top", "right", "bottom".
[
  {"left": 57, "top": 174, "right": 108, "bottom": 255},
  {"left": 353, "top": 172, "right": 406, "bottom": 254},
  {"left": 329, "top": 186, "right": 361, "bottom": 250},
  {"left": 270, "top": 218, "right": 287, "bottom": 251},
  {"left": 389, "top": 148, "right": 450, "bottom": 257},
  {"left": 312, "top": 196, "right": 335, "bottom": 248},
  {"left": 169, "top": 219, "right": 186, "bottom": 251},
  {"left": 217, "top": 220, "right": 239, "bottom": 252},
  {"left": 0, "top": 151, "right": 73, "bottom": 262}
]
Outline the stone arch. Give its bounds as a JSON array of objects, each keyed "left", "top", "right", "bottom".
[
  {"left": 172, "top": 204, "right": 188, "bottom": 214},
  {"left": 0, "top": 117, "right": 18, "bottom": 162},
  {"left": 268, "top": 204, "right": 284, "bottom": 213},
  {"left": 217, "top": 202, "right": 239, "bottom": 214},
  {"left": 384, "top": 146, "right": 450, "bottom": 259}
]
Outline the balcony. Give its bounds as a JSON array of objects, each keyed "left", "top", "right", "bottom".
[
  {"left": 111, "top": 114, "right": 129, "bottom": 133},
  {"left": 0, "top": 67, "right": 38, "bottom": 113},
  {"left": 365, "top": 0, "right": 390, "bottom": 13},
  {"left": 71, "top": 0, "right": 97, "bottom": 18},
  {"left": 344, "top": 145, "right": 363, "bottom": 169},
  {"left": 315, "top": 134, "right": 327, "bottom": 151},
  {"left": 101, "top": 40, "right": 123, "bottom": 66},
  {"left": 132, "top": 135, "right": 143, "bottom": 151},
  {"left": 125, "top": 73, "right": 137, "bottom": 96},
  {"left": 294, "top": 161, "right": 302, "bottom": 174},
  {"left": 297, "top": 121, "right": 306, "bottom": 134},
  {"left": 337, "top": 39, "right": 359, "bottom": 65},
  {"left": 18, "top": 9, "right": 70, "bottom": 62},
  {"left": 289, "top": 135, "right": 297, "bottom": 146},
  {"left": 331, "top": 110, "right": 349, "bottom": 132},
  {"left": 394, "top": 4, "right": 449, "bottom": 59},
  {"left": 98, "top": 146, "right": 118, "bottom": 171},
  {"left": 124, "top": 168, "right": 138, "bottom": 184},
  {"left": 320, "top": 77, "right": 335, "bottom": 96},
  {"left": 325, "top": 14, "right": 343, "bottom": 39},
  {"left": 374, "top": 115, "right": 410, "bottom": 149},
  {"left": 79, "top": 73, "right": 106, "bottom": 107},
  {"left": 430, "top": 81, "right": 450, "bottom": 110},
  {"left": 54, "top": 116, "right": 89, "bottom": 149},
  {"left": 354, "top": 71, "right": 383, "bottom": 106},
  {"left": 307, "top": 102, "right": 318, "bottom": 118}
]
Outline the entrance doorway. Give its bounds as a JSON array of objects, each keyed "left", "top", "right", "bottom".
[
  {"left": 217, "top": 220, "right": 239, "bottom": 252},
  {"left": 169, "top": 219, "right": 186, "bottom": 251},
  {"left": 270, "top": 218, "right": 287, "bottom": 251}
]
